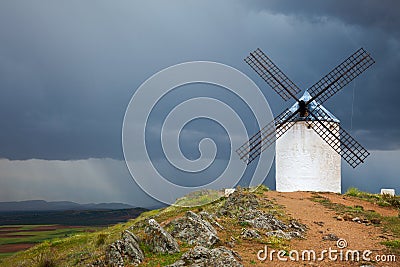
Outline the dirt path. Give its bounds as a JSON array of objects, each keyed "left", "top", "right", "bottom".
[{"left": 247, "top": 191, "right": 398, "bottom": 267}]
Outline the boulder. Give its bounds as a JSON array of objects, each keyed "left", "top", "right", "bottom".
[
  {"left": 145, "top": 219, "right": 180, "bottom": 254},
  {"left": 105, "top": 240, "right": 124, "bottom": 267},
  {"left": 265, "top": 230, "right": 292, "bottom": 240},
  {"left": 218, "top": 188, "right": 259, "bottom": 217},
  {"left": 166, "top": 245, "right": 243, "bottom": 267},
  {"left": 322, "top": 233, "right": 339, "bottom": 241},
  {"left": 240, "top": 209, "right": 288, "bottom": 231},
  {"left": 289, "top": 220, "right": 307, "bottom": 233},
  {"left": 169, "top": 211, "right": 219, "bottom": 247},
  {"left": 121, "top": 230, "right": 144, "bottom": 264},
  {"left": 199, "top": 211, "right": 224, "bottom": 230},
  {"left": 105, "top": 230, "right": 144, "bottom": 267},
  {"left": 240, "top": 228, "right": 261, "bottom": 239}
]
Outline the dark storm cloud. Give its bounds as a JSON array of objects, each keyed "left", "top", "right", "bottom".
[
  {"left": 247, "top": 0, "right": 400, "bottom": 34},
  {"left": 0, "top": 0, "right": 399, "bottom": 161},
  {"left": 0, "top": 0, "right": 247, "bottom": 160}
]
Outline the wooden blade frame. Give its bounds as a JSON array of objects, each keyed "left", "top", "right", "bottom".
[
  {"left": 307, "top": 108, "right": 370, "bottom": 168},
  {"left": 236, "top": 108, "right": 300, "bottom": 164},
  {"left": 307, "top": 48, "right": 375, "bottom": 106},
  {"left": 244, "top": 48, "right": 301, "bottom": 101}
]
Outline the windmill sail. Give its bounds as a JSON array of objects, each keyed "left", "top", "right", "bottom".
[
  {"left": 244, "top": 48, "right": 301, "bottom": 101},
  {"left": 236, "top": 108, "right": 299, "bottom": 164},
  {"left": 307, "top": 48, "right": 375, "bottom": 105},
  {"left": 307, "top": 108, "right": 370, "bottom": 168}
]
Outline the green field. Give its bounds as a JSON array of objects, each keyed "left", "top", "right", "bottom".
[{"left": 0, "top": 224, "right": 100, "bottom": 259}]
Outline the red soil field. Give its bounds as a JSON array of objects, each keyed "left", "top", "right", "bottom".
[
  {"left": 0, "top": 243, "right": 35, "bottom": 253},
  {"left": 0, "top": 227, "right": 22, "bottom": 231},
  {"left": 0, "top": 235, "right": 34, "bottom": 238}
]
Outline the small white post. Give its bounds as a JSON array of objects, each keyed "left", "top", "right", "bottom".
[{"left": 380, "top": 189, "right": 395, "bottom": 196}]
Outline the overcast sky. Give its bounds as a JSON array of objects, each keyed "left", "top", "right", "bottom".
[{"left": 0, "top": 0, "right": 399, "bottom": 207}]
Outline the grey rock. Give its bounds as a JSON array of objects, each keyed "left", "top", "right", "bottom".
[
  {"left": 288, "top": 231, "right": 304, "bottom": 239},
  {"left": 322, "top": 233, "right": 339, "bottom": 241},
  {"left": 240, "top": 228, "right": 261, "bottom": 239},
  {"left": 242, "top": 210, "right": 288, "bottom": 231},
  {"left": 218, "top": 188, "right": 259, "bottom": 217},
  {"left": 239, "top": 210, "right": 305, "bottom": 239},
  {"left": 166, "top": 246, "right": 242, "bottom": 267},
  {"left": 209, "top": 246, "right": 242, "bottom": 265},
  {"left": 199, "top": 211, "right": 224, "bottom": 230},
  {"left": 238, "top": 209, "right": 264, "bottom": 221},
  {"left": 105, "top": 240, "right": 124, "bottom": 267},
  {"left": 265, "top": 230, "right": 292, "bottom": 240},
  {"left": 169, "top": 211, "right": 219, "bottom": 247},
  {"left": 105, "top": 230, "right": 145, "bottom": 267},
  {"left": 145, "top": 219, "right": 180, "bottom": 254},
  {"left": 166, "top": 259, "right": 186, "bottom": 267},
  {"left": 265, "top": 229, "right": 304, "bottom": 240},
  {"left": 289, "top": 220, "right": 307, "bottom": 232},
  {"left": 89, "top": 259, "right": 106, "bottom": 267},
  {"left": 121, "top": 230, "right": 144, "bottom": 264}
]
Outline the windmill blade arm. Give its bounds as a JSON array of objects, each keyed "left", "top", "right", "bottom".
[
  {"left": 307, "top": 48, "right": 375, "bottom": 105},
  {"left": 236, "top": 108, "right": 299, "bottom": 164},
  {"left": 245, "top": 48, "right": 301, "bottom": 101},
  {"left": 307, "top": 109, "right": 370, "bottom": 168}
]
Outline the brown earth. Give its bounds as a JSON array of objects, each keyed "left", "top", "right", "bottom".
[
  {"left": 0, "top": 225, "right": 89, "bottom": 256},
  {"left": 0, "top": 235, "right": 34, "bottom": 238},
  {"left": 235, "top": 191, "right": 399, "bottom": 267},
  {"left": 0, "top": 227, "right": 22, "bottom": 231},
  {"left": 27, "top": 225, "right": 85, "bottom": 231},
  {"left": 0, "top": 225, "right": 85, "bottom": 235},
  {"left": 0, "top": 243, "right": 35, "bottom": 253}
]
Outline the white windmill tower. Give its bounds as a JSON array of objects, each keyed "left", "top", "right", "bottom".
[{"left": 237, "top": 48, "right": 375, "bottom": 193}]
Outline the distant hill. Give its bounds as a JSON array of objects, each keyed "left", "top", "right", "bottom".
[
  {"left": 0, "top": 200, "right": 135, "bottom": 212},
  {"left": 0, "top": 208, "right": 148, "bottom": 226}
]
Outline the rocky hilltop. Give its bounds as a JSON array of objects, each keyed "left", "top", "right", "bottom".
[
  {"left": 98, "top": 186, "right": 306, "bottom": 267},
  {"left": 1, "top": 187, "right": 399, "bottom": 267}
]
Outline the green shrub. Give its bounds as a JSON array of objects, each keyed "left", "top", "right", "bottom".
[
  {"left": 381, "top": 239, "right": 400, "bottom": 249},
  {"left": 253, "top": 184, "right": 269, "bottom": 194},
  {"left": 382, "top": 194, "right": 400, "bottom": 209},
  {"left": 345, "top": 187, "right": 364, "bottom": 197},
  {"left": 345, "top": 187, "right": 400, "bottom": 209},
  {"left": 36, "top": 253, "right": 57, "bottom": 267},
  {"left": 239, "top": 221, "right": 251, "bottom": 227},
  {"left": 96, "top": 233, "right": 107, "bottom": 246}
]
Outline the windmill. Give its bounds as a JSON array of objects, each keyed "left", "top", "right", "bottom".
[{"left": 237, "top": 48, "right": 375, "bottom": 192}]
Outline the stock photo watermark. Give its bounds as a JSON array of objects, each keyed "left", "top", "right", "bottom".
[
  {"left": 122, "top": 61, "right": 275, "bottom": 206},
  {"left": 257, "top": 238, "right": 396, "bottom": 263}
]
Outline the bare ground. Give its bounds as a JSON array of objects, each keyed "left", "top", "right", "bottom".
[
  {"left": 0, "top": 244, "right": 35, "bottom": 253},
  {"left": 236, "top": 191, "right": 399, "bottom": 267}
]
